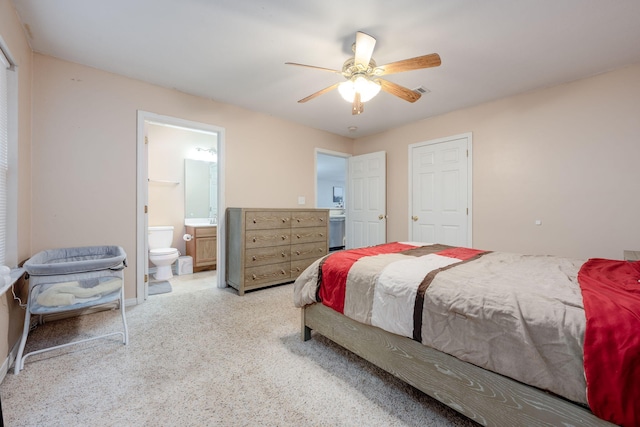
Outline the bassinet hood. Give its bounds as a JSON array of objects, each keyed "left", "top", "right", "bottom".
[{"left": 24, "top": 245, "right": 127, "bottom": 276}]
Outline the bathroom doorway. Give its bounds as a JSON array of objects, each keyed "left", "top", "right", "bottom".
[
  {"left": 315, "top": 149, "right": 349, "bottom": 251},
  {"left": 136, "top": 112, "right": 226, "bottom": 304}
]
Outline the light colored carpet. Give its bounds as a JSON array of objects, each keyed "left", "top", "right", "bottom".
[{"left": 0, "top": 273, "right": 475, "bottom": 426}]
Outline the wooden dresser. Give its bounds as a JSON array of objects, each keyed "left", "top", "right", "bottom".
[
  {"left": 185, "top": 225, "right": 217, "bottom": 272},
  {"left": 226, "top": 208, "right": 329, "bottom": 295}
]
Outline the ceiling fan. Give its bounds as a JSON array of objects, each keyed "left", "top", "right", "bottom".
[{"left": 286, "top": 31, "right": 441, "bottom": 115}]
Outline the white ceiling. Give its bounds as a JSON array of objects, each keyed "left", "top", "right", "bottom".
[{"left": 10, "top": 0, "right": 640, "bottom": 138}]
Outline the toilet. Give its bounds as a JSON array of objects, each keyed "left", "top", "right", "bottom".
[{"left": 148, "top": 226, "right": 180, "bottom": 280}]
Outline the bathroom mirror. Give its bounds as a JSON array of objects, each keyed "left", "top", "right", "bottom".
[
  {"left": 333, "top": 186, "right": 343, "bottom": 204},
  {"left": 185, "top": 159, "right": 217, "bottom": 220}
]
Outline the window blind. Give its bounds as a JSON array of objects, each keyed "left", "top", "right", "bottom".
[{"left": 0, "top": 48, "right": 9, "bottom": 266}]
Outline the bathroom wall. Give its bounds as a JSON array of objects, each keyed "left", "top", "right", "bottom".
[
  {"left": 147, "top": 123, "right": 217, "bottom": 254},
  {"left": 316, "top": 154, "right": 347, "bottom": 208}
]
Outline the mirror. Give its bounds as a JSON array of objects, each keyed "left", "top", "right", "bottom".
[
  {"left": 333, "top": 186, "right": 343, "bottom": 205},
  {"left": 185, "top": 159, "right": 217, "bottom": 220}
]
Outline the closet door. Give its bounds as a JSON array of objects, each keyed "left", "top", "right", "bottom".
[{"left": 409, "top": 134, "right": 472, "bottom": 247}]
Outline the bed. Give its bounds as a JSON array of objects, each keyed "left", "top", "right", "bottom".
[{"left": 294, "top": 242, "right": 640, "bottom": 426}]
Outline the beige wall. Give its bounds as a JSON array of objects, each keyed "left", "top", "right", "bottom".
[
  {"left": 355, "top": 65, "right": 640, "bottom": 260},
  {"left": 30, "top": 54, "right": 354, "bottom": 301},
  {"left": 0, "top": 0, "right": 32, "bottom": 374}
]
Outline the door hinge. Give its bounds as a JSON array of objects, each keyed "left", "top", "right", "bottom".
[
  {"left": 466, "top": 208, "right": 469, "bottom": 215},
  {"left": 466, "top": 149, "right": 469, "bottom": 157},
  {"left": 144, "top": 274, "right": 148, "bottom": 283},
  {"left": 144, "top": 205, "right": 148, "bottom": 214},
  {"left": 145, "top": 136, "right": 149, "bottom": 145}
]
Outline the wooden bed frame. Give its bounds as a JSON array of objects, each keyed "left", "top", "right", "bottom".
[{"left": 301, "top": 303, "right": 613, "bottom": 426}]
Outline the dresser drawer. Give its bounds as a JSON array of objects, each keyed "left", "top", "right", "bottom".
[
  {"left": 245, "top": 229, "right": 290, "bottom": 249},
  {"left": 291, "top": 242, "right": 327, "bottom": 261},
  {"left": 245, "top": 246, "right": 290, "bottom": 267},
  {"left": 291, "top": 258, "right": 319, "bottom": 279},
  {"left": 245, "top": 211, "right": 291, "bottom": 230},
  {"left": 244, "top": 262, "right": 291, "bottom": 287},
  {"left": 291, "top": 211, "right": 328, "bottom": 228},
  {"left": 291, "top": 226, "right": 327, "bottom": 245}
]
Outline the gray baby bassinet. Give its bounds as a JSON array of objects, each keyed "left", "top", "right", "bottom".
[{"left": 14, "top": 245, "right": 129, "bottom": 374}]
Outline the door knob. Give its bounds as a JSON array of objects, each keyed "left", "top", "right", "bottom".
[
  {"left": 412, "top": 216, "right": 419, "bottom": 221},
  {"left": 378, "top": 214, "right": 385, "bottom": 220}
]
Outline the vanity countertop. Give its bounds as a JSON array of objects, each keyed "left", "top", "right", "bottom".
[{"left": 185, "top": 219, "right": 217, "bottom": 227}]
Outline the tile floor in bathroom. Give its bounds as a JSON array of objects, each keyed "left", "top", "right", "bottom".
[{"left": 150, "top": 269, "right": 218, "bottom": 296}]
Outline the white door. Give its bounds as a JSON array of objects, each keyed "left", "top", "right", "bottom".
[
  {"left": 138, "top": 118, "right": 150, "bottom": 302},
  {"left": 347, "top": 151, "right": 386, "bottom": 248},
  {"left": 409, "top": 134, "right": 471, "bottom": 246}
]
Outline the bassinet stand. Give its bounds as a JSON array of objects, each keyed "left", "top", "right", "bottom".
[{"left": 14, "top": 246, "right": 129, "bottom": 374}]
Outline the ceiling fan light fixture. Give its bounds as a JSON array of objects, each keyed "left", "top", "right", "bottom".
[{"left": 338, "top": 76, "right": 381, "bottom": 103}]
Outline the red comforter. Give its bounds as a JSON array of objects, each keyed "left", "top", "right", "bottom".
[{"left": 578, "top": 258, "right": 640, "bottom": 426}]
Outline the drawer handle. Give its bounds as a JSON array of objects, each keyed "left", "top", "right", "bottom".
[
  {"left": 281, "top": 235, "right": 287, "bottom": 240},
  {"left": 297, "top": 218, "right": 301, "bottom": 222},
  {"left": 252, "top": 274, "right": 257, "bottom": 280},
  {"left": 318, "top": 248, "right": 324, "bottom": 253},
  {"left": 252, "top": 256, "right": 257, "bottom": 261},
  {"left": 296, "top": 250, "right": 300, "bottom": 255},
  {"left": 319, "top": 233, "right": 324, "bottom": 237},
  {"left": 296, "top": 234, "right": 300, "bottom": 239},
  {"left": 281, "top": 218, "right": 287, "bottom": 223},
  {"left": 252, "top": 237, "right": 257, "bottom": 243},
  {"left": 281, "top": 252, "right": 286, "bottom": 257},
  {"left": 253, "top": 219, "right": 257, "bottom": 223},
  {"left": 280, "top": 269, "right": 286, "bottom": 275},
  {"left": 320, "top": 217, "right": 324, "bottom": 221}
]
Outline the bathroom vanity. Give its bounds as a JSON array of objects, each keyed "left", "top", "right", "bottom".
[{"left": 185, "top": 225, "right": 217, "bottom": 272}]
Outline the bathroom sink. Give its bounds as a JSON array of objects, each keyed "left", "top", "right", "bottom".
[{"left": 184, "top": 218, "right": 217, "bottom": 227}]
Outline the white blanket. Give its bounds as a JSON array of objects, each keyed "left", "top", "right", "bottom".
[{"left": 37, "top": 277, "right": 122, "bottom": 307}]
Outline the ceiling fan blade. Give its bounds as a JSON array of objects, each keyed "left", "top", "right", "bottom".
[
  {"left": 375, "top": 53, "right": 441, "bottom": 76},
  {"left": 297, "top": 83, "right": 340, "bottom": 103},
  {"left": 379, "top": 79, "right": 421, "bottom": 103},
  {"left": 354, "top": 31, "right": 376, "bottom": 68},
  {"left": 351, "top": 92, "right": 364, "bottom": 115},
  {"left": 285, "top": 62, "right": 342, "bottom": 74}
]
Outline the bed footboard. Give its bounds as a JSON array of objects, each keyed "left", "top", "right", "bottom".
[{"left": 301, "top": 303, "right": 612, "bottom": 427}]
